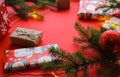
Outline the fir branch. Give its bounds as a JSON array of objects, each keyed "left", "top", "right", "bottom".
[
  {"left": 74, "top": 22, "right": 102, "bottom": 52},
  {"left": 81, "top": 45, "right": 90, "bottom": 50},
  {"left": 42, "top": 47, "right": 103, "bottom": 77},
  {"left": 12, "top": 6, "right": 29, "bottom": 19},
  {"left": 48, "top": 47, "right": 75, "bottom": 64},
  {"left": 36, "top": 0, "right": 57, "bottom": 8},
  {"left": 73, "top": 37, "right": 88, "bottom": 43},
  {"left": 108, "top": 64, "right": 120, "bottom": 77},
  {"left": 74, "top": 22, "right": 110, "bottom": 59},
  {"left": 72, "top": 51, "right": 86, "bottom": 64},
  {"left": 75, "top": 22, "right": 89, "bottom": 39},
  {"left": 42, "top": 22, "right": 120, "bottom": 77},
  {"left": 96, "top": 0, "right": 120, "bottom": 13},
  {"left": 6, "top": 0, "right": 32, "bottom": 19},
  {"left": 83, "top": 66, "right": 89, "bottom": 77},
  {"left": 41, "top": 59, "right": 62, "bottom": 70},
  {"left": 97, "top": 64, "right": 120, "bottom": 77},
  {"left": 87, "top": 56, "right": 102, "bottom": 68},
  {"left": 74, "top": 22, "right": 102, "bottom": 50}
]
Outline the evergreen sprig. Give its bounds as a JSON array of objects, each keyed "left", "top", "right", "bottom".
[
  {"left": 41, "top": 59, "right": 62, "bottom": 70},
  {"left": 74, "top": 22, "right": 103, "bottom": 52},
  {"left": 6, "top": 0, "right": 56, "bottom": 19},
  {"left": 73, "top": 22, "right": 120, "bottom": 77},
  {"left": 97, "top": 64, "right": 120, "bottom": 77},
  {"left": 6, "top": 0, "right": 32, "bottom": 19},
  {"left": 96, "top": 0, "right": 120, "bottom": 13},
  {"left": 74, "top": 22, "right": 117, "bottom": 60},
  {"left": 42, "top": 22, "right": 120, "bottom": 77},
  {"left": 41, "top": 47, "right": 102, "bottom": 77}
]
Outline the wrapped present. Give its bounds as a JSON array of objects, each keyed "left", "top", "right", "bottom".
[
  {"left": 102, "top": 17, "right": 120, "bottom": 33},
  {"left": 38, "top": 0, "right": 70, "bottom": 11},
  {"left": 9, "top": 27, "right": 43, "bottom": 47},
  {"left": 77, "top": 0, "right": 111, "bottom": 20},
  {"left": 0, "top": 0, "right": 10, "bottom": 40},
  {"left": 4, "top": 44, "right": 58, "bottom": 73},
  {"left": 56, "top": 0, "right": 70, "bottom": 10}
]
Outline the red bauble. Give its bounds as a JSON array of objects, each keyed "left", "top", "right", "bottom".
[{"left": 99, "top": 30, "right": 120, "bottom": 52}]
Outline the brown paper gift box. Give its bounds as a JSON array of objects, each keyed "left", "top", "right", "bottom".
[
  {"left": 56, "top": 0, "right": 70, "bottom": 9},
  {"left": 9, "top": 27, "right": 43, "bottom": 47}
]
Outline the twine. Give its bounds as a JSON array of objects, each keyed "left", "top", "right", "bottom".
[{"left": 15, "top": 29, "right": 36, "bottom": 41}]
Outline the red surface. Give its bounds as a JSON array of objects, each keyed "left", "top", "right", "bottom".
[{"left": 0, "top": 1, "right": 109, "bottom": 77}]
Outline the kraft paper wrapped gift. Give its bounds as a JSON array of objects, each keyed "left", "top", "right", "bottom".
[
  {"left": 56, "top": 0, "right": 70, "bottom": 10},
  {"left": 9, "top": 27, "right": 43, "bottom": 47}
]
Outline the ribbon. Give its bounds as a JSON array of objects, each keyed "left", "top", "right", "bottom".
[{"left": 15, "top": 28, "right": 36, "bottom": 41}]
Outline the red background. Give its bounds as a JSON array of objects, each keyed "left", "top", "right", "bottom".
[{"left": 0, "top": 1, "right": 112, "bottom": 77}]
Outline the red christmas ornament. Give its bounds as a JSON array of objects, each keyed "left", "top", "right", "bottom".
[{"left": 99, "top": 30, "right": 120, "bottom": 52}]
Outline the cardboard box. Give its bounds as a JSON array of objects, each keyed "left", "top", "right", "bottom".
[
  {"left": 56, "top": 0, "right": 70, "bottom": 9},
  {"left": 9, "top": 27, "right": 43, "bottom": 47}
]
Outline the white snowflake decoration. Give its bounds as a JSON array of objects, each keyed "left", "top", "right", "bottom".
[
  {"left": 2, "top": 11, "right": 9, "bottom": 24},
  {"left": 0, "top": 0, "right": 9, "bottom": 39},
  {"left": 1, "top": 24, "right": 7, "bottom": 35},
  {"left": 0, "top": 22, "right": 7, "bottom": 35},
  {"left": 0, "top": 22, "right": 5, "bottom": 28}
]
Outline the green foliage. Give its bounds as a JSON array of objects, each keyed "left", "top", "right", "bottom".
[
  {"left": 73, "top": 22, "right": 120, "bottom": 77},
  {"left": 6, "top": 0, "right": 56, "bottom": 19},
  {"left": 96, "top": 0, "right": 120, "bottom": 13},
  {"left": 41, "top": 47, "right": 102, "bottom": 77},
  {"left": 41, "top": 22, "right": 120, "bottom": 77},
  {"left": 74, "top": 22, "right": 102, "bottom": 50},
  {"left": 41, "top": 59, "right": 62, "bottom": 70},
  {"left": 74, "top": 22, "right": 104, "bottom": 56},
  {"left": 97, "top": 64, "right": 120, "bottom": 77},
  {"left": 6, "top": 0, "right": 32, "bottom": 19},
  {"left": 36, "top": 0, "right": 57, "bottom": 8}
]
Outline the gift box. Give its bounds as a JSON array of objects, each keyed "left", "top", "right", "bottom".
[
  {"left": 0, "top": 0, "right": 10, "bottom": 40},
  {"left": 4, "top": 44, "right": 58, "bottom": 73},
  {"left": 102, "top": 17, "right": 120, "bottom": 33},
  {"left": 56, "top": 0, "right": 70, "bottom": 10},
  {"left": 77, "top": 0, "right": 111, "bottom": 20},
  {"left": 38, "top": 0, "right": 70, "bottom": 11},
  {"left": 9, "top": 27, "right": 43, "bottom": 47}
]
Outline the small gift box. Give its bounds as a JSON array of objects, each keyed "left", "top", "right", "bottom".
[
  {"left": 102, "top": 17, "right": 120, "bottom": 33},
  {"left": 56, "top": 0, "right": 70, "bottom": 10},
  {"left": 78, "top": 0, "right": 111, "bottom": 20},
  {"left": 9, "top": 27, "right": 43, "bottom": 47},
  {"left": 4, "top": 44, "right": 58, "bottom": 73}
]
